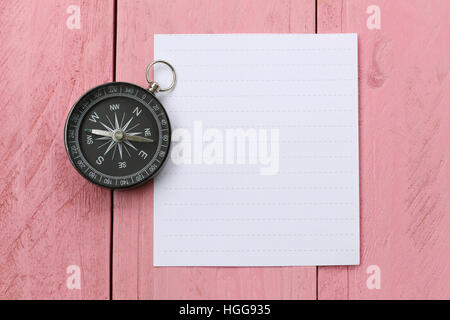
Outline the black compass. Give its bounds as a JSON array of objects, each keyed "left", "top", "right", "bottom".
[{"left": 64, "top": 61, "right": 175, "bottom": 189}]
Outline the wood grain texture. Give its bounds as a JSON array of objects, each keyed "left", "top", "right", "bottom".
[
  {"left": 113, "top": 0, "right": 316, "bottom": 299},
  {"left": 0, "top": 0, "right": 114, "bottom": 299},
  {"left": 318, "top": 0, "right": 450, "bottom": 299}
]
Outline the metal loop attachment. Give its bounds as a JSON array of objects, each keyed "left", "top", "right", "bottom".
[{"left": 146, "top": 60, "right": 176, "bottom": 94}]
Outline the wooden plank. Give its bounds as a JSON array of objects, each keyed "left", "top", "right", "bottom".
[
  {"left": 0, "top": 0, "right": 114, "bottom": 299},
  {"left": 318, "top": 0, "right": 450, "bottom": 299},
  {"left": 113, "top": 0, "right": 316, "bottom": 299}
]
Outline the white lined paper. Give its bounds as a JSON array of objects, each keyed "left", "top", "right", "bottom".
[{"left": 154, "top": 34, "right": 359, "bottom": 266}]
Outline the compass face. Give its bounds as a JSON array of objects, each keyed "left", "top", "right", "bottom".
[{"left": 64, "top": 82, "right": 171, "bottom": 189}]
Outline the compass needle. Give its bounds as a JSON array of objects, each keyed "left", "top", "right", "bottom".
[
  {"left": 87, "top": 129, "right": 114, "bottom": 138},
  {"left": 124, "top": 133, "right": 154, "bottom": 143}
]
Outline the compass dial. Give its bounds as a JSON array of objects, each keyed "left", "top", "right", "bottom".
[{"left": 65, "top": 82, "right": 171, "bottom": 189}]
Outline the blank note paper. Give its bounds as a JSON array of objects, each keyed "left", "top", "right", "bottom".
[{"left": 153, "top": 34, "right": 359, "bottom": 266}]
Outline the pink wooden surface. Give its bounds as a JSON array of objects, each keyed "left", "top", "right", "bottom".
[
  {"left": 0, "top": 0, "right": 113, "bottom": 299},
  {"left": 113, "top": 0, "right": 316, "bottom": 299},
  {"left": 317, "top": 0, "right": 450, "bottom": 299},
  {"left": 1, "top": 0, "right": 450, "bottom": 300}
]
